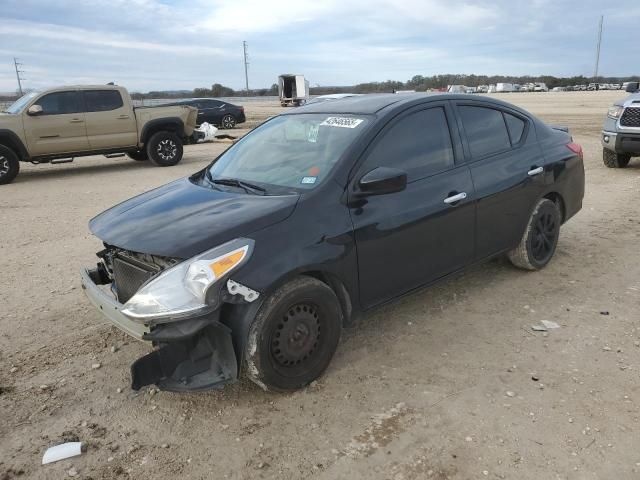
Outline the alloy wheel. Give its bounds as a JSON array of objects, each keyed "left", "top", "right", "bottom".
[
  {"left": 0, "top": 156, "right": 8, "bottom": 178},
  {"left": 531, "top": 212, "right": 556, "bottom": 262},
  {"left": 271, "top": 303, "right": 321, "bottom": 367},
  {"left": 157, "top": 139, "right": 177, "bottom": 161},
  {"left": 222, "top": 115, "right": 236, "bottom": 129}
]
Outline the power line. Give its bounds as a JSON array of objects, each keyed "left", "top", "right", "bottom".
[
  {"left": 594, "top": 15, "right": 603, "bottom": 79},
  {"left": 14, "top": 57, "right": 25, "bottom": 96},
  {"left": 242, "top": 41, "right": 249, "bottom": 95}
]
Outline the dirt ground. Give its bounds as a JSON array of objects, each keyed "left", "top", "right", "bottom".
[{"left": 2, "top": 91, "right": 640, "bottom": 480}]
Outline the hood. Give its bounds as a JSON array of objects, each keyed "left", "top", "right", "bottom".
[
  {"left": 90, "top": 177, "right": 299, "bottom": 258},
  {"left": 616, "top": 93, "right": 640, "bottom": 107}
]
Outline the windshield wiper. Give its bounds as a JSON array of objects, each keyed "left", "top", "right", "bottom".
[{"left": 210, "top": 176, "right": 267, "bottom": 195}]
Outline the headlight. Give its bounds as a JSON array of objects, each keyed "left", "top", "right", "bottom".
[
  {"left": 121, "top": 238, "right": 254, "bottom": 323},
  {"left": 607, "top": 105, "right": 624, "bottom": 119}
]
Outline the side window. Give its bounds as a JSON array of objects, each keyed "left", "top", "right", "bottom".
[
  {"left": 37, "top": 92, "right": 82, "bottom": 115},
  {"left": 84, "top": 90, "right": 124, "bottom": 112},
  {"left": 504, "top": 113, "right": 526, "bottom": 144},
  {"left": 459, "top": 106, "right": 511, "bottom": 158},
  {"left": 363, "top": 107, "right": 455, "bottom": 180}
]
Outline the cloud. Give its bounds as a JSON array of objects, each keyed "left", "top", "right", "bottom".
[{"left": 0, "top": 0, "right": 638, "bottom": 93}]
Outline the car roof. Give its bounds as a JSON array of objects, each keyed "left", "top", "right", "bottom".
[{"left": 288, "top": 93, "right": 529, "bottom": 116}]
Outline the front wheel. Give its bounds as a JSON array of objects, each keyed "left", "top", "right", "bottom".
[
  {"left": 245, "top": 276, "right": 342, "bottom": 392},
  {"left": 603, "top": 148, "right": 630, "bottom": 168},
  {"left": 221, "top": 114, "right": 236, "bottom": 129},
  {"left": 146, "top": 131, "right": 183, "bottom": 167},
  {"left": 0, "top": 145, "right": 20, "bottom": 185},
  {"left": 508, "top": 198, "right": 561, "bottom": 271}
]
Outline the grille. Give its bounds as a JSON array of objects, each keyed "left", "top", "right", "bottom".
[
  {"left": 620, "top": 107, "right": 640, "bottom": 127},
  {"left": 112, "top": 256, "right": 157, "bottom": 304}
]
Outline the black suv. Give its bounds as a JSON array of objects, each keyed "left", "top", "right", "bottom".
[
  {"left": 169, "top": 98, "right": 246, "bottom": 129},
  {"left": 81, "top": 94, "right": 584, "bottom": 393}
]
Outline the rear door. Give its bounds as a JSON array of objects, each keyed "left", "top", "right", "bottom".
[
  {"left": 22, "top": 90, "right": 89, "bottom": 156},
  {"left": 197, "top": 100, "right": 224, "bottom": 126},
  {"left": 453, "top": 102, "right": 545, "bottom": 259},
  {"left": 349, "top": 103, "right": 476, "bottom": 308},
  {"left": 83, "top": 90, "right": 137, "bottom": 149}
]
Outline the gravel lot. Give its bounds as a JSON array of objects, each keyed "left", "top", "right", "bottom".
[{"left": 2, "top": 91, "right": 640, "bottom": 480}]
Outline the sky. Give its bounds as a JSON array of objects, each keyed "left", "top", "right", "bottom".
[{"left": 0, "top": 0, "right": 638, "bottom": 93}]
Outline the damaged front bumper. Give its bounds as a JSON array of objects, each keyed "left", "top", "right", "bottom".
[{"left": 81, "top": 267, "right": 239, "bottom": 392}]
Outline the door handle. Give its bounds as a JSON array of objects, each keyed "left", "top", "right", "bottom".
[
  {"left": 117, "top": 115, "right": 130, "bottom": 119},
  {"left": 69, "top": 119, "right": 84, "bottom": 123},
  {"left": 527, "top": 166, "right": 544, "bottom": 176},
  {"left": 444, "top": 192, "right": 467, "bottom": 205}
]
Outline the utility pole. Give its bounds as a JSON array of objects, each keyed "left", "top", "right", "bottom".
[
  {"left": 14, "top": 57, "right": 25, "bottom": 96},
  {"left": 242, "top": 41, "right": 250, "bottom": 95},
  {"left": 593, "top": 15, "right": 603, "bottom": 79}
]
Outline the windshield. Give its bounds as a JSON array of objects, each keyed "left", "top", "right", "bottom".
[
  {"left": 207, "top": 113, "right": 370, "bottom": 191},
  {"left": 4, "top": 91, "right": 39, "bottom": 114}
]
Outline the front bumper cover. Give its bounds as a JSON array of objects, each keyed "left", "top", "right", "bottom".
[
  {"left": 81, "top": 267, "right": 239, "bottom": 392},
  {"left": 602, "top": 130, "right": 640, "bottom": 155}
]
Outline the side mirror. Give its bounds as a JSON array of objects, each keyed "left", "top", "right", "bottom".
[
  {"left": 358, "top": 167, "right": 407, "bottom": 196},
  {"left": 625, "top": 82, "right": 639, "bottom": 93},
  {"left": 27, "top": 104, "right": 43, "bottom": 115}
]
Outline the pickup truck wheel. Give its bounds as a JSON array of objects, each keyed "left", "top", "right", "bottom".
[
  {"left": 221, "top": 114, "right": 236, "bottom": 129},
  {"left": 603, "top": 149, "right": 630, "bottom": 168},
  {"left": 508, "top": 198, "right": 561, "bottom": 271},
  {"left": 147, "top": 131, "right": 183, "bottom": 167},
  {"left": 245, "top": 276, "right": 342, "bottom": 392},
  {"left": 0, "top": 145, "right": 20, "bottom": 185},
  {"left": 127, "top": 150, "right": 148, "bottom": 161}
]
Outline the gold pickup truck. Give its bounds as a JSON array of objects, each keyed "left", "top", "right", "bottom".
[{"left": 0, "top": 85, "right": 198, "bottom": 184}]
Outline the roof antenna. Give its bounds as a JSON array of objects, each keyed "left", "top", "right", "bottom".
[{"left": 107, "top": 82, "right": 115, "bottom": 85}]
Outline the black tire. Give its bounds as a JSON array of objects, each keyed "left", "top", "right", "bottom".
[
  {"left": 508, "top": 198, "right": 562, "bottom": 271},
  {"left": 0, "top": 145, "right": 20, "bottom": 185},
  {"left": 603, "top": 148, "right": 630, "bottom": 168},
  {"left": 245, "top": 276, "right": 342, "bottom": 392},
  {"left": 127, "top": 150, "right": 148, "bottom": 161},
  {"left": 221, "top": 114, "right": 236, "bottom": 129},
  {"left": 146, "top": 131, "right": 183, "bottom": 167}
]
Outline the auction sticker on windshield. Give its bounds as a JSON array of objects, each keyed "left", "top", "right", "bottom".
[{"left": 320, "top": 117, "right": 364, "bottom": 129}]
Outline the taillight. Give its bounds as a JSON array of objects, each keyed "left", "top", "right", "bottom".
[{"left": 567, "top": 142, "right": 583, "bottom": 160}]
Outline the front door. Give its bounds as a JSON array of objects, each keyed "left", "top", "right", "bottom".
[
  {"left": 349, "top": 104, "right": 476, "bottom": 309},
  {"left": 83, "top": 90, "right": 137, "bottom": 149},
  {"left": 22, "top": 90, "right": 89, "bottom": 156}
]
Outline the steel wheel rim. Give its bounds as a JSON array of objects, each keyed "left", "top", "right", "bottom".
[
  {"left": 531, "top": 212, "right": 556, "bottom": 261},
  {"left": 157, "top": 139, "right": 177, "bottom": 161},
  {"left": 0, "top": 156, "right": 8, "bottom": 177},
  {"left": 271, "top": 303, "right": 321, "bottom": 367},
  {"left": 223, "top": 115, "right": 234, "bottom": 128}
]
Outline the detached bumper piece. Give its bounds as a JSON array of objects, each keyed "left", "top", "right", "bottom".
[{"left": 131, "top": 320, "right": 238, "bottom": 392}]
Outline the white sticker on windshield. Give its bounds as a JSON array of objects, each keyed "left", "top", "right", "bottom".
[
  {"left": 307, "top": 124, "right": 319, "bottom": 143},
  {"left": 301, "top": 176, "right": 317, "bottom": 184},
  {"left": 320, "top": 117, "right": 364, "bottom": 129}
]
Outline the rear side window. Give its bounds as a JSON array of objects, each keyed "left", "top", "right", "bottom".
[
  {"left": 459, "top": 106, "right": 511, "bottom": 158},
  {"left": 84, "top": 90, "right": 124, "bottom": 112},
  {"left": 37, "top": 92, "right": 82, "bottom": 115},
  {"left": 364, "top": 107, "right": 455, "bottom": 180},
  {"left": 504, "top": 113, "right": 526, "bottom": 144}
]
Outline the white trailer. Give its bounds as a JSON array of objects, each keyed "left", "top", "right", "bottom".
[
  {"left": 496, "top": 83, "right": 515, "bottom": 93},
  {"left": 278, "top": 74, "right": 310, "bottom": 107}
]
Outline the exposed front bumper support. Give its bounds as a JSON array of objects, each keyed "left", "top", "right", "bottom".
[{"left": 81, "top": 267, "right": 240, "bottom": 392}]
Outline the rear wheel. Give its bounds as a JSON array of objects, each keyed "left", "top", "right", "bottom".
[
  {"left": 127, "top": 150, "right": 148, "bottom": 161},
  {"left": 508, "top": 198, "right": 561, "bottom": 271},
  {"left": 0, "top": 145, "right": 20, "bottom": 185},
  {"left": 245, "top": 276, "right": 342, "bottom": 391},
  {"left": 603, "top": 148, "right": 630, "bottom": 168},
  {"left": 221, "top": 114, "right": 236, "bottom": 129},
  {"left": 147, "top": 131, "right": 183, "bottom": 167}
]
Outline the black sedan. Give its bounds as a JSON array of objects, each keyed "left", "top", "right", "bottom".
[
  {"left": 81, "top": 94, "right": 584, "bottom": 393},
  {"left": 169, "top": 98, "right": 246, "bottom": 129}
]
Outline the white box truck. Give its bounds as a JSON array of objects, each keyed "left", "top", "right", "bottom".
[{"left": 278, "top": 74, "right": 310, "bottom": 107}]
